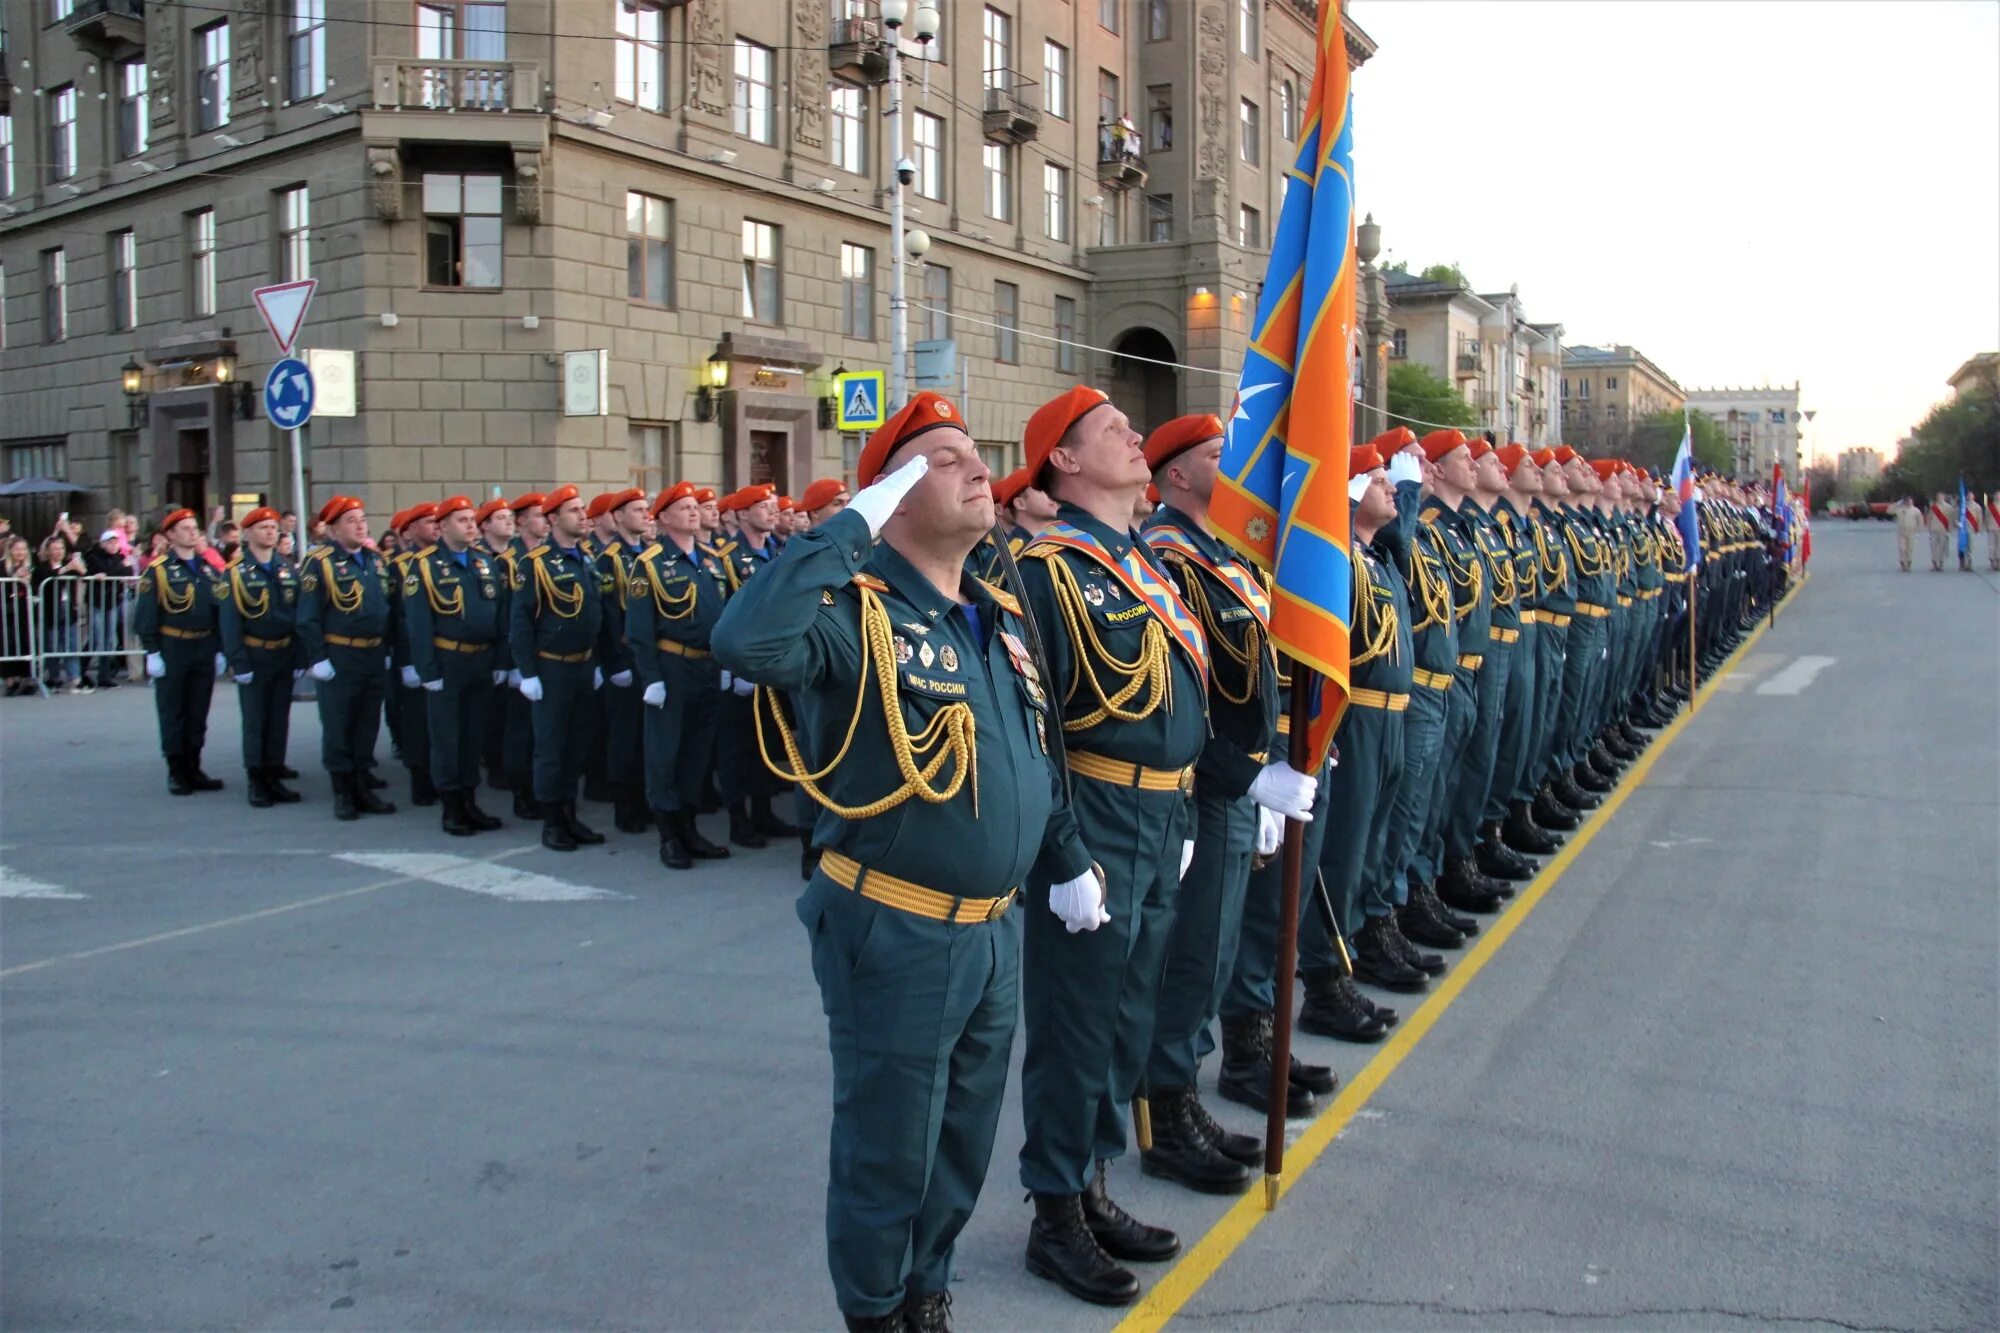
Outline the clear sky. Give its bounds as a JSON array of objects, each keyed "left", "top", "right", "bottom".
[{"left": 1346, "top": 0, "right": 2000, "bottom": 463}]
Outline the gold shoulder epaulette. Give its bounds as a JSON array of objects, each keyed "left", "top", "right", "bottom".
[
  {"left": 851, "top": 573, "right": 889, "bottom": 592},
  {"left": 144, "top": 553, "right": 168, "bottom": 571},
  {"left": 418, "top": 543, "right": 439, "bottom": 558},
  {"left": 976, "top": 578, "right": 1022, "bottom": 616},
  {"left": 526, "top": 544, "right": 550, "bottom": 561},
  {"left": 639, "top": 543, "right": 663, "bottom": 562},
  {"left": 715, "top": 539, "right": 739, "bottom": 556}
]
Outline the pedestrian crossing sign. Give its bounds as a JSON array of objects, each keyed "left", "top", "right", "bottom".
[{"left": 834, "top": 371, "right": 887, "bottom": 431}]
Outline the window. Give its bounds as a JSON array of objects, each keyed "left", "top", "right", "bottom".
[
  {"left": 1099, "top": 0, "right": 1120, "bottom": 35},
  {"left": 111, "top": 230, "right": 138, "bottom": 331},
  {"left": 118, "top": 62, "right": 151, "bottom": 158},
  {"left": 923, "top": 264, "right": 951, "bottom": 341},
  {"left": 1097, "top": 190, "right": 1121, "bottom": 246},
  {"left": 740, "top": 219, "right": 781, "bottom": 323},
  {"left": 1054, "top": 295, "right": 1078, "bottom": 374},
  {"left": 416, "top": 2, "right": 508, "bottom": 108},
  {"left": 1146, "top": 0, "right": 1170, "bottom": 41},
  {"left": 1240, "top": 99, "right": 1261, "bottom": 166},
  {"left": 1097, "top": 69, "right": 1121, "bottom": 130},
  {"left": 1043, "top": 41, "right": 1068, "bottom": 118},
  {"left": 1, "top": 114, "right": 12, "bottom": 197},
  {"left": 977, "top": 443, "right": 1010, "bottom": 477},
  {"left": 994, "top": 281, "right": 1019, "bottom": 363},
  {"left": 1576, "top": 377, "right": 1591, "bottom": 400},
  {"left": 278, "top": 186, "right": 310, "bottom": 282},
  {"left": 48, "top": 0, "right": 74, "bottom": 21},
  {"left": 983, "top": 143, "right": 1011, "bottom": 221},
  {"left": 1560, "top": 376, "right": 1568, "bottom": 398},
  {"left": 1278, "top": 79, "right": 1296, "bottom": 140},
  {"left": 1237, "top": 204, "right": 1262, "bottom": 249},
  {"left": 629, "top": 422, "right": 679, "bottom": 490},
  {"left": 49, "top": 86, "right": 77, "bottom": 181},
  {"left": 733, "top": 39, "right": 774, "bottom": 144},
  {"left": 830, "top": 83, "right": 867, "bottom": 174},
  {"left": 423, "top": 173, "right": 504, "bottom": 288},
  {"left": 42, "top": 249, "right": 67, "bottom": 343},
  {"left": 0, "top": 262, "right": 7, "bottom": 349},
  {"left": 622, "top": 192, "right": 673, "bottom": 305},
  {"left": 912, "top": 111, "right": 943, "bottom": 200},
  {"left": 1238, "top": 0, "right": 1259, "bottom": 56},
  {"left": 1042, "top": 162, "right": 1069, "bottom": 243},
  {"left": 290, "top": 1, "right": 328, "bottom": 102},
  {"left": 839, "top": 243, "right": 874, "bottom": 339},
  {"left": 1391, "top": 329, "right": 1408, "bottom": 359},
  {"left": 982, "top": 8, "right": 1011, "bottom": 90},
  {"left": 1148, "top": 193, "right": 1173, "bottom": 242},
  {"left": 190, "top": 209, "right": 217, "bottom": 316},
  {"left": 197, "top": 22, "right": 231, "bottom": 131},
  {"left": 1148, "top": 85, "right": 1173, "bottom": 152},
  {"left": 1606, "top": 375, "right": 1619, "bottom": 390},
  {"left": 615, "top": 2, "right": 666, "bottom": 111}
]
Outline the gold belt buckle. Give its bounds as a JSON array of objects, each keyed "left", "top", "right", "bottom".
[{"left": 986, "top": 891, "right": 1016, "bottom": 922}]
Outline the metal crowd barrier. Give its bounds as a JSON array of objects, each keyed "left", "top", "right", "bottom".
[{"left": 8, "top": 575, "right": 143, "bottom": 697}]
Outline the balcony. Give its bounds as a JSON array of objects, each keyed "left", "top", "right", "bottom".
[
  {"left": 0, "top": 45, "right": 11, "bottom": 114},
  {"left": 981, "top": 70, "right": 1042, "bottom": 145},
  {"left": 1097, "top": 143, "right": 1148, "bottom": 190},
  {"left": 64, "top": 0, "right": 146, "bottom": 60},
  {"left": 829, "top": 16, "right": 892, "bottom": 84},
  {"left": 1455, "top": 351, "right": 1480, "bottom": 379},
  {"left": 370, "top": 59, "right": 542, "bottom": 115}
]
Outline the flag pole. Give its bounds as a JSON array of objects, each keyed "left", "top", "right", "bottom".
[
  {"left": 1264, "top": 669, "right": 1315, "bottom": 1210},
  {"left": 1686, "top": 566, "right": 1699, "bottom": 713}
]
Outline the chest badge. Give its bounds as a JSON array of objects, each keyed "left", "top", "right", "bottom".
[
  {"left": 918, "top": 641, "right": 935, "bottom": 669},
  {"left": 938, "top": 644, "right": 958, "bottom": 672},
  {"left": 894, "top": 635, "right": 914, "bottom": 666},
  {"left": 1083, "top": 584, "right": 1105, "bottom": 607}
]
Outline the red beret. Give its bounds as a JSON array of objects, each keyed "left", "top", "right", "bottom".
[
  {"left": 1024, "top": 385, "right": 1112, "bottom": 480},
  {"left": 1420, "top": 429, "right": 1469, "bottom": 463},
  {"left": 800, "top": 478, "right": 849, "bottom": 512},
  {"left": 600, "top": 487, "right": 646, "bottom": 517},
  {"left": 776, "top": 495, "right": 797, "bottom": 513},
  {"left": 737, "top": 483, "right": 776, "bottom": 510},
  {"left": 543, "top": 484, "right": 582, "bottom": 512},
  {"left": 858, "top": 391, "right": 964, "bottom": 487},
  {"left": 1553, "top": 445, "right": 1578, "bottom": 465},
  {"left": 1369, "top": 426, "right": 1417, "bottom": 453},
  {"left": 399, "top": 502, "right": 439, "bottom": 532},
  {"left": 317, "top": 495, "right": 364, "bottom": 526},
  {"left": 160, "top": 507, "right": 199, "bottom": 533},
  {"left": 1142, "top": 414, "right": 1225, "bottom": 472},
  {"left": 387, "top": 508, "right": 411, "bottom": 533},
  {"left": 1349, "top": 444, "right": 1384, "bottom": 475},
  {"left": 1590, "top": 458, "right": 1622, "bottom": 480},
  {"left": 475, "top": 498, "right": 510, "bottom": 525},
  {"left": 509, "top": 492, "right": 545, "bottom": 514},
  {"left": 651, "top": 481, "right": 698, "bottom": 516},
  {"left": 1532, "top": 448, "right": 1558, "bottom": 468},
  {"left": 992, "top": 467, "right": 1033, "bottom": 509},
  {"left": 694, "top": 487, "right": 717, "bottom": 504},
  {"left": 1494, "top": 444, "right": 1531, "bottom": 474},
  {"left": 241, "top": 507, "right": 280, "bottom": 529},
  {"left": 1467, "top": 438, "right": 1492, "bottom": 461},
  {"left": 1144, "top": 482, "right": 1161, "bottom": 505},
  {"left": 436, "top": 495, "right": 476, "bottom": 520}
]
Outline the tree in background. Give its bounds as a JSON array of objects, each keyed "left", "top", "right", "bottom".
[
  {"left": 1388, "top": 362, "right": 1481, "bottom": 432},
  {"left": 1878, "top": 386, "right": 2000, "bottom": 498},
  {"left": 1614, "top": 408, "right": 1732, "bottom": 473},
  {"left": 1418, "top": 262, "right": 1469, "bottom": 287},
  {"left": 1802, "top": 463, "right": 1838, "bottom": 512}
]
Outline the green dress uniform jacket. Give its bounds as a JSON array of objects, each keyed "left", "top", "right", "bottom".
[
  {"left": 297, "top": 543, "right": 395, "bottom": 776},
  {"left": 625, "top": 537, "right": 728, "bottom": 814},
  {"left": 134, "top": 553, "right": 224, "bottom": 763},
  {"left": 217, "top": 551, "right": 301, "bottom": 773},
  {"left": 405, "top": 543, "right": 503, "bottom": 794},
  {"left": 508, "top": 543, "right": 614, "bottom": 806}
]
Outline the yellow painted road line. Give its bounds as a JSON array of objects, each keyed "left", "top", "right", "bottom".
[{"left": 1115, "top": 579, "right": 1806, "bottom": 1333}]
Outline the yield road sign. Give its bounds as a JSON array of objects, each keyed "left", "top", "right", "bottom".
[
  {"left": 834, "top": 370, "right": 887, "bottom": 431},
  {"left": 264, "top": 357, "right": 317, "bottom": 428},
  {"left": 252, "top": 279, "right": 318, "bottom": 355}
]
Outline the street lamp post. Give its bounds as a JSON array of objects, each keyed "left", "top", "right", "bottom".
[{"left": 881, "top": 0, "right": 940, "bottom": 413}]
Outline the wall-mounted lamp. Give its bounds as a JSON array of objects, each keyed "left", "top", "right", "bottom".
[
  {"left": 694, "top": 352, "right": 730, "bottom": 422},
  {"left": 121, "top": 356, "right": 147, "bottom": 429}
]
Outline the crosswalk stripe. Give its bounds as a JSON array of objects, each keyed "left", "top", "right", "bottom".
[
  {"left": 335, "top": 852, "right": 624, "bottom": 903},
  {"left": 0, "top": 867, "right": 88, "bottom": 900}
]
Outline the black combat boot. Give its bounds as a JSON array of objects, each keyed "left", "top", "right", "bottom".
[
  {"left": 1179, "top": 1093, "right": 1262, "bottom": 1166},
  {"left": 353, "top": 775, "right": 398, "bottom": 816},
  {"left": 166, "top": 756, "right": 195, "bottom": 796},
  {"left": 247, "top": 768, "right": 276, "bottom": 808},
  {"left": 900, "top": 1289, "right": 947, "bottom": 1333},
  {"left": 843, "top": 1309, "right": 906, "bottom": 1333},
  {"left": 513, "top": 787, "right": 541, "bottom": 820},
  {"left": 276, "top": 764, "right": 301, "bottom": 779},
  {"left": 1534, "top": 784, "right": 1581, "bottom": 830},
  {"left": 656, "top": 811, "right": 692, "bottom": 871},
  {"left": 1217, "top": 1012, "right": 1315, "bottom": 1118},
  {"left": 362, "top": 769, "right": 390, "bottom": 790},
  {"left": 563, "top": 801, "right": 605, "bottom": 845},
  {"left": 1140, "top": 1087, "right": 1253, "bottom": 1195},
  {"left": 461, "top": 792, "right": 502, "bottom": 830},
  {"left": 750, "top": 794, "right": 798, "bottom": 838},
  {"left": 1299, "top": 966, "right": 1389, "bottom": 1042},
  {"left": 1083, "top": 1160, "right": 1183, "bottom": 1259},
  {"left": 1476, "top": 825, "right": 1537, "bottom": 881},
  {"left": 678, "top": 813, "right": 730, "bottom": 860},
  {"left": 410, "top": 766, "right": 438, "bottom": 807},
  {"left": 440, "top": 791, "right": 477, "bottom": 837},
  {"left": 1379, "top": 912, "right": 1445, "bottom": 976},
  {"left": 1351, "top": 915, "right": 1430, "bottom": 990},
  {"left": 1572, "top": 760, "right": 1613, "bottom": 795},
  {"left": 1397, "top": 891, "right": 1466, "bottom": 950},
  {"left": 614, "top": 790, "right": 650, "bottom": 835},
  {"left": 1289, "top": 1051, "right": 1337, "bottom": 1096},
  {"left": 542, "top": 809, "right": 578, "bottom": 852},
  {"left": 729, "top": 800, "right": 768, "bottom": 849},
  {"left": 264, "top": 767, "right": 302, "bottom": 803},
  {"left": 332, "top": 773, "right": 360, "bottom": 821},
  {"left": 1436, "top": 857, "right": 1503, "bottom": 915},
  {"left": 1602, "top": 729, "right": 1639, "bottom": 762},
  {"left": 183, "top": 750, "right": 224, "bottom": 791},
  {"left": 1503, "top": 801, "right": 1559, "bottom": 854},
  {"left": 1414, "top": 877, "right": 1478, "bottom": 937},
  {"left": 1026, "top": 1191, "right": 1141, "bottom": 1307}
]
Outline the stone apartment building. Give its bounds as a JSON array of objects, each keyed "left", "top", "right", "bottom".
[
  {"left": 1683, "top": 383, "right": 1802, "bottom": 479},
  {"left": 0, "top": 0, "right": 1372, "bottom": 529},
  {"left": 1383, "top": 269, "right": 1563, "bottom": 446},
  {"left": 1558, "top": 343, "right": 1685, "bottom": 457}
]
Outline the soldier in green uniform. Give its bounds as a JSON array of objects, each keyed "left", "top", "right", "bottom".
[
  {"left": 800, "top": 478, "right": 851, "bottom": 529},
  {"left": 1525, "top": 449, "right": 1589, "bottom": 825},
  {"left": 1014, "top": 386, "right": 1209, "bottom": 1308},
  {"left": 389, "top": 504, "right": 441, "bottom": 808},
  {"left": 1585, "top": 460, "right": 1641, "bottom": 769},
  {"left": 476, "top": 498, "right": 518, "bottom": 794},
  {"left": 1462, "top": 441, "right": 1538, "bottom": 884},
  {"left": 405, "top": 495, "right": 506, "bottom": 837},
  {"left": 713, "top": 484, "right": 798, "bottom": 848},
  {"left": 714, "top": 392, "right": 1065, "bottom": 1333},
  {"left": 593, "top": 487, "right": 652, "bottom": 834},
  {"left": 297, "top": 495, "right": 398, "bottom": 820},
  {"left": 626, "top": 482, "right": 731, "bottom": 871},
  {"left": 134, "top": 507, "right": 227, "bottom": 795},
  {"left": 218, "top": 506, "right": 302, "bottom": 807},
  {"left": 498, "top": 493, "right": 547, "bottom": 818},
  {"left": 1555, "top": 450, "right": 1619, "bottom": 799},
  {"left": 508, "top": 485, "right": 615, "bottom": 852},
  {"left": 1485, "top": 447, "right": 1561, "bottom": 856}
]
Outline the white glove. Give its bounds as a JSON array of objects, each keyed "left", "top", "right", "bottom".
[
  {"left": 234, "top": 670, "right": 254, "bottom": 685},
  {"left": 518, "top": 675, "right": 544, "bottom": 702},
  {"left": 643, "top": 680, "right": 666, "bottom": 707},
  {"left": 384, "top": 655, "right": 393, "bottom": 670},
  {"left": 610, "top": 669, "right": 633, "bottom": 688},
  {"left": 1248, "top": 760, "right": 1318, "bottom": 821},
  {"left": 144, "top": 651, "right": 166, "bottom": 679},
  {"left": 507, "top": 669, "right": 522, "bottom": 688},
  {"left": 1387, "top": 450, "right": 1424, "bottom": 486},
  {"left": 718, "top": 669, "right": 733, "bottom": 691},
  {"left": 422, "top": 678, "right": 442, "bottom": 693},
  {"left": 1256, "top": 807, "right": 1284, "bottom": 857},
  {"left": 492, "top": 669, "right": 508, "bottom": 686},
  {"left": 847, "top": 454, "right": 930, "bottom": 537},
  {"left": 1180, "top": 840, "right": 1197, "bottom": 880},
  {"left": 292, "top": 668, "right": 306, "bottom": 681},
  {"left": 400, "top": 664, "right": 420, "bottom": 688},
  {"left": 1049, "top": 867, "right": 1110, "bottom": 933},
  {"left": 310, "top": 659, "right": 335, "bottom": 681},
  {"left": 1347, "top": 473, "right": 1372, "bottom": 502},
  {"left": 731, "top": 675, "right": 755, "bottom": 697},
  {"left": 593, "top": 666, "right": 604, "bottom": 690},
  {"left": 215, "top": 652, "right": 229, "bottom": 678}
]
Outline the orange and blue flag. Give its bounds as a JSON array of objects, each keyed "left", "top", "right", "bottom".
[{"left": 1209, "top": 0, "right": 1355, "bottom": 768}]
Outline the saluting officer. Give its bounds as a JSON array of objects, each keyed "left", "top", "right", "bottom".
[
  {"left": 509, "top": 484, "right": 615, "bottom": 852},
  {"left": 714, "top": 393, "right": 1066, "bottom": 1333},
  {"left": 297, "top": 495, "right": 398, "bottom": 820},
  {"left": 390, "top": 504, "right": 442, "bottom": 808},
  {"left": 594, "top": 488, "right": 652, "bottom": 834},
  {"left": 625, "top": 482, "right": 732, "bottom": 871},
  {"left": 134, "top": 506, "right": 227, "bottom": 795},
  {"left": 218, "top": 506, "right": 303, "bottom": 806},
  {"left": 405, "top": 495, "right": 506, "bottom": 837}
]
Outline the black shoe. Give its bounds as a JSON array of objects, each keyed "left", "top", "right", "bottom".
[
  {"left": 656, "top": 811, "right": 692, "bottom": 871},
  {"left": 1140, "top": 1087, "right": 1253, "bottom": 1195},
  {"left": 900, "top": 1289, "right": 947, "bottom": 1333},
  {"left": 1436, "top": 857, "right": 1503, "bottom": 915},
  {"left": 1299, "top": 968, "right": 1389, "bottom": 1043},
  {"left": 614, "top": 798, "right": 650, "bottom": 835},
  {"left": 1217, "top": 1012, "right": 1315, "bottom": 1118},
  {"left": 1503, "top": 802, "right": 1559, "bottom": 854},
  {"left": 1591, "top": 742, "right": 1628, "bottom": 774},
  {"left": 363, "top": 769, "right": 390, "bottom": 791},
  {"left": 844, "top": 1309, "right": 908, "bottom": 1333},
  {"left": 1476, "top": 831, "right": 1536, "bottom": 883},
  {"left": 1602, "top": 732, "right": 1639, "bottom": 762},
  {"left": 1534, "top": 786, "right": 1581, "bottom": 831},
  {"left": 1397, "top": 897, "right": 1465, "bottom": 950},
  {"left": 750, "top": 795, "right": 799, "bottom": 838},
  {"left": 332, "top": 772, "right": 361, "bottom": 821},
  {"left": 1414, "top": 878, "right": 1477, "bottom": 937},
  {"left": 167, "top": 757, "right": 196, "bottom": 797},
  {"left": 441, "top": 791, "right": 477, "bottom": 837},
  {"left": 729, "top": 802, "right": 768, "bottom": 849},
  {"left": 353, "top": 777, "right": 397, "bottom": 815},
  {"left": 410, "top": 768, "right": 439, "bottom": 807},
  {"left": 1289, "top": 1052, "right": 1337, "bottom": 1096},
  {"left": 183, "top": 753, "right": 224, "bottom": 791},
  {"left": 1378, "top": 912, "right": 1445, "bottom": 977},
  {"left": 277, "top": 764, "right": 300, "bottom": 779},
  {"left": 462, "top": 793, "right": 502, "bottom": 830},
  {"left": 1352, "top": 915, "right": 1430, "bottom": 990},
  {"left": 1083, "top": 1161, "right": 1184, "bottom": 1259},
  {"left": 1573, "top": 761, "right": 1613, "bottom": 795},
  {"left": 264, "top": 768, "right": 303, "bottom": 803},
  {"left": 247, "top": 769, "right": 276, "bottom": 809},
  {"left": 1026, "top": 1192, "right": 1141, "bottom": 1307},
  {"left": 1617, "top": 721, "right": 1648, "bottom": 748},
  {"left": 678, "top": 813, "right": 730, "bottom": 860},
  {"left": 1557, "top": 770, "right": 1604, "bottom": 805},
  {"left": 1180, "top": 1089, "right": 1263, "bottom": 1166},
  {"left": 513, "top": 788, "right": 542, "bottom": 820},
  {"left": 542, "top": 812, "right": 578, "bottom": 852},
  {"left": 563, "top": 801, "right": 605, "bottom": 845}
]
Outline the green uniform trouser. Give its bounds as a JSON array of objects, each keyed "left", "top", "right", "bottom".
[
  {"left": 581, "top": 684, "right": 609, "bottom": 794},
  {"left": 1596, "top": 605, "right": 1629, "bottom": 734},
  {"left": 1306, "top": 701, "right": 1407, "bottom": 960},
  {"left": 398, "top": 677, "right": 432, "bottom": 777},
  {"left": 1218, "top": 751, "right": 1331, "bottom": 1025},
  {"left": 154, "top": 637, "right": 217, "bottom": 760},
  {"left": 530, "top": 658, "right": 596, "bottom": 805},
  {"left": 1020, "top": 777, "right": 1188, "bottom": 1196},
  {"left": 1145, "top": 786, "right": 1255, "bottom": 1088},
  {"left": 1447, "top": 646, "right": 1510, "bottom": 858},
  {"left": 427, "top": 648, "right": 496, "bottom": 793},
  {"left": 1394, "top": 678, "right": 1456, "bottom": 887},
  {"left": 1495, "top": 623, "right": 1539, "bottom": 809},
  {"left": 604, "top": 679, "right": 644, "bottom": 803},
  {"left": 503, "top": 688, "right": 535, "bottom": 793},
  {"left": 1532, "top": 620, "right": 1570, "bottom": 790},
  {"left": 237, "top": 643, "right": 296, "bottom": 770},
  {"left": 317, "top": 642, "right": 386, "bottom": 775},
  {"left": 800, "top": 874, "right": 1019, "bottom": 1319},
  {"left": 643, "top": 655, "right": 721, "bottom": 813},
  {"left": 1560, "top": 614, "right": 1608, "bottom": 769},
  {"left": 1426, "top": 664, "right": 1480, "bottom": 867}
]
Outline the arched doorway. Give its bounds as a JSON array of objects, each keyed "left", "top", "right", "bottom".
[{"left": 1107, "top": 327, "right": 1180, "bottom": 435}]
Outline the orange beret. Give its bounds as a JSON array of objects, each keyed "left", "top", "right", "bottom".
[
  {"left": 1420, "top": 428, "right": 1469, "bottom": 463},
  {"left": 475, "top": 498, "right": 510, "bottom": 525},
  {"left": 651, "top": 481, "right": 698, "bottom": 516},
  {"left": 508, "top": 492, "right": 545, "bottom": 514},
  {"left": 1145, "top": 482, "right": 1161, "bottom": 505},
  {"left": 776, "top": 495, "right": 796, "bottom": 513},
  {"left": 1553, "top": 445, "right": 1578, "bottom": 465},
  {"left": 1024, "top": 385, "right": 1112, "bottom": 480},
  {"left": 1143, "top": 414, "right": 1225, "bottom": 472},
  {"left": 317, "top": 495, "right": 363, "bottom": 526},
  {"left": 600, "top": 487, "right": 646, "bottom": 517},
  {"left": 1494, "top": 444, "right": 1531, "bottom": 474},
  {"left": 800, "top": 478, "right": 849, "bottom": 512},
  {"left": 1369, "top": 426, "right": 1417, "bottom": 453},
  {"left": 1467, "top": 438, "right": 1492, "bottom": 461},
  {"left": 993, "top": 467, "right": 1033, "bottom": 509},
  {"left": 387, "top": 508, "right": 410, "bottom": 533},
  {"left": 160, "top": 507, "right": 199, "bottom": 533},
  {"left": 738, "top": 483, "right": 776, "bottom": 510},
  {"left": 436, "top": 495, "right": 476, "bottom": 520},
  {"left": 858, "top": 391, "right": 964, "bottom": 487},
  {"left": 543, "top": 484, "right": 581, "bottom": 512},
  {"left": 241, "top": 507, "right": 280, "bottom": 529},
  {"left": 694, "top": 487, "right": 717, "bottom": 504},
  {"left": 399, "top": 503, "right": 438, "bottom": 532},
  {"left": 1349, "top": 444, "right": 1384, "bottom": 475},
  {"left": 1590, "top": 458, "right": 1622, "bottom": 480}
]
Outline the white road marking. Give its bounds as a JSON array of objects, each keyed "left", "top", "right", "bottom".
[
  {"left": 1646, "top": 837, "right": 1715, "bottom": 849},
  {"left": 0, "top": 867, "right": 87, "bottom": 900},
  {"left": 1755, "top": 655, "right": 1837, "bottom": 696},
  {"left": 336, "top": 852, "right": 624, "bottom": 903}
]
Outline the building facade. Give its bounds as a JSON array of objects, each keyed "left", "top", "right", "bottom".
[
  {"left": 1835, "top": 446, "right": 1882, "bottom": 489},
  {"left": 1946, "top": 351, "right": 1999, "bottom": 399},
  {"left": 1559, "top": 344, "right": 1685, "bottom": 457},
  {"left": 0, "top": 0, "right": 1372, "bottom": 529},
  {"left": 1683, "top": 383, "right": 1802, "bottom": 479},
  {"left": 1384, "top": 270, "right": 1562, "bottom": 445}
]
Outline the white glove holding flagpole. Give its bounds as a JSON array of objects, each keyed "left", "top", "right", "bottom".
[
  {"left": 847, "top": 455, "right": 930, "bottom": 537},
  {"left": 1249, "top": 760, "right": 1318, "bottom": 822}
]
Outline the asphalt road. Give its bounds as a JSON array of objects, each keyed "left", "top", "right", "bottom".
[{"left": 2, "top": 521, "right": 1994, "bottom": 1332}]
